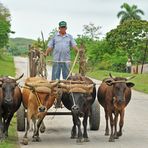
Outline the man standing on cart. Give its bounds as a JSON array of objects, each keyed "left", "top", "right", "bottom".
[
  {"left": 45, "top": 21, "right": 79, "bottom": 107},
  {"left": 45, "top": 21, "right": 79, "bottom": 80}
]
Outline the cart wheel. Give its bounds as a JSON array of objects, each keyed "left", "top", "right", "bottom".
[
  {"left": 17, "top": 103, "right": 25, "bottom": 131},
  {"left": 89, "top": 100, "right": 100, "bottom": 130}
]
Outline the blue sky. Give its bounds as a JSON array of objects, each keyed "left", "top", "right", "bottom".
[{"left": 1, "top": 0, "right": 148, "bottom": 40}]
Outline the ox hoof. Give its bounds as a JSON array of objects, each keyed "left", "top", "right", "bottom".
[
  {"left": 71, "top": 135, "right": 77, "bottom": 139},
  {"left": 105, "top": 132, "right": 109, "bottom": 136},
  {"left": 117, "top": 132, "right": 122, "bottom": 137},
  {"left": 22, "top": 138, "right": 28, "bottom": 145},
  {"left": 114, "top": 135, "right": 119, "bottom": 139},
  {"left": 76, "top": 138, "right": 83, "bottom": 143},
  {"left": 109, "top": 137, "right": 115, "bottom": 142},
  {"left": 83, "top": 138, "right": 90, "bottom": 142},
  {"left": 32, "top": 136, "right": 41, "bottom": 142}
]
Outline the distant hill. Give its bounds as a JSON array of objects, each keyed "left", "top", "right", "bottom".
[{"left": 8, "top": 37, "right": 35, "bottom": 55}]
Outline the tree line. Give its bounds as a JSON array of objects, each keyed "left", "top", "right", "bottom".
[{"left": 1, "top": 2, "right": 148, "bottom": 72}]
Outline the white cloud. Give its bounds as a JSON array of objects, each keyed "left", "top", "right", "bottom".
[{"left": 1, "top": 0, "right": 148, "bottom": 39}]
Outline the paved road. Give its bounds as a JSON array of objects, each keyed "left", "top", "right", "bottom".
[{"left": 14, "top": 56, "right": 148, "bottom": 148}]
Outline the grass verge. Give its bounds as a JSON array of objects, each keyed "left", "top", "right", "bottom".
[
  {"left": 86, "top": 69, "right": 148, "bottom": 94},
  {"left": 0, "top": 54, "right": 19, "bottom": 148}
]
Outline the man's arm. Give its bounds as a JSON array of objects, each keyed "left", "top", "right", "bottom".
[
  {"left": 45, "top": 47, "right": 52, "bottom": 56},
  {"left": 72, "top": 45, "right": 79, "bottom": 53}
]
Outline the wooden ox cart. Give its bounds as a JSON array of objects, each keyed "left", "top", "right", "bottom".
[{"left": 17, "top": 46, "right": 100, "bottom": 132}]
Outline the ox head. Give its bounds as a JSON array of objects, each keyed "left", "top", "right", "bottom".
[
  {"left": 25, "top": 79, "right": 59, "bottom": 112},
  {"left": 0, "top": 74, "right": 24, "bottom": 104},
  {"left": 105, "top": 73, "right": 135, "bottom": 104},
  {"left": 59, "top": 80, "right": 95, "bottom": 117},
  {"left": 70, "top": 92, "right": 91, "bottom": 117}
]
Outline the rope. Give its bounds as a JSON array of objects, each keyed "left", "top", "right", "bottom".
[{"left": 33, "top": 90, "right": 43, "bottom": 107}]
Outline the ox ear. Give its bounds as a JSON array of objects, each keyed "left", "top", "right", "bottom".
[
  {"left": 126, "top": 82, "right": 135, "bottom": 88},
  {"left": 105, "top": 80, "right": 113, "bottom": 86}
]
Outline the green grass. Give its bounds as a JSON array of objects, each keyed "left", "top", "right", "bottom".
[
  {"left": 86, "top": 69, "right": 148, "bottom": 94},
  {"left": 0, "top": 54, "right": 15, "bottom": 76},
  {"left": 0, "top": 55, "right": 19, "bottom": 148},
  {"left": 0, "top": 116, "right": 19, "bottom": 148}
]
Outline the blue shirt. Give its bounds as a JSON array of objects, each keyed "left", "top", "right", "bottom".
[{"left": 48, "top": 32, "right": 77, "bottom": 62}]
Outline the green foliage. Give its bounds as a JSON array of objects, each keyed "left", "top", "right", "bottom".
[
  {"left": 117, "top": 3, "right": 144, "bottom": 24},
  {"left": 0, "top": 2, "right": 11, "bottom": 49},
  {"left": 9, "top": 37, "right": 35, "bottom": 55},
  {"left": 0, "top": 54, "right": 15, "bottom": 76},
  {"left": 106, "top": 20, "right": 148, "bottom": 64}
]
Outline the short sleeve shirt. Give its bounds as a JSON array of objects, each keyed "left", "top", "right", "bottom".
[{"left": 48, "top": 32, "right": 77, "bottom": 62}]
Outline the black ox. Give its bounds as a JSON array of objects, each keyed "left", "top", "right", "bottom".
[
  {"left": 60, "top": 75, "right": 96, "bottom": 143},
  {"left": 0, "top": 74, "right": 23, "bottom": 141}
]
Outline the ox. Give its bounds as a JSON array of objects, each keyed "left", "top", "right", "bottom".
[
  {"left": 60, "top": 75, "right": 96, "bottom": 143},
  {"left": 97, "top": 74, "right": 135, "bottom": 142},
  {"left": 0, "top": 74, "right": 23, "bottom": 141},
  {"left": 22, "top": 77, "right": 58, "bottom": 145}
]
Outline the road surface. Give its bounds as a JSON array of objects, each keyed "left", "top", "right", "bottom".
[{"left": 14, "top": 56, "right": 148, "bottom": 148}]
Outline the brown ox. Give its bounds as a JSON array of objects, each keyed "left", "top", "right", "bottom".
[
  {"left": 0, "top": 74, "right": 23, "bottom": 141},
  {"left": 21, "top": 77, "right": 58, "bottom": 145},
  {"left": 97, "top": 74, "right": 135, "bottom": 142}
]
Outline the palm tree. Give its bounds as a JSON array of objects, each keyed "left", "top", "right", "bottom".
[{"left": 117, "top": 3, "right": 144, "bottom": 24}]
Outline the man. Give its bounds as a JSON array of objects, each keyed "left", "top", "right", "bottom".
[
  {"left": 45, "top": 21, "right": 79, "bottom": 108},
  {"left": 45, "top": 21, "right": 79, "bottom": 80},
  {"left": 126, "top": 58, "right": 132, "bottom": 73}
]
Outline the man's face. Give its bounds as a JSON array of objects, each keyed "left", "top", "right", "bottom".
[{"left": 59, "top": 26, "right": 67, "bottom": 34}]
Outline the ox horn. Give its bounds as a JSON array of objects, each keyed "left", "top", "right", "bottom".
[
  {"left": 109, "top": 73, "right": 115, "bottom": 79},
  {"left": 15, "top": 73, "right": 24, "bottom": 81},
  {"left": 125, "top": 76, "right": 136, "bottom": 81},
  {"left": 8, "top": 73, "right": 24, "bottom": 81}
]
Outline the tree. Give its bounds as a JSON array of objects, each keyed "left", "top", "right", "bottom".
[
  {"left": 0, "top": 2, "right": 11, "bottom": 49},
  {"left": 82, "top": 23, "right": 101, "bottom": 40},
  {"left": 117, "top": 3, "right": 144, "bottom": 24},
  {"left": 106, "top": 19, "right": 148, "bottom": 64}
]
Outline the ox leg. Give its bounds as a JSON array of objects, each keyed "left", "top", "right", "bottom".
[
  {"left": 114, "top": 112, "right": 119, "bottom": 139},
  {"left": 105, "top": 109, "right": 109, "bottom": 136},
  {"left": 109, "top": 112, "right": 115, "bottom": 142},
  {"left": 22, "top": 112, "right": 31, "bottom": 145},
  {"left": 83, "top": 112, "right": 89, "bottom": 142},
  {"left": 117, "top": 110, "right": 124, "bottom": 137},
  {"left": 31, "top": 117, "right": 37, "bottom": 134},
  {"left": 0, "top": 116, "right": 4, "bottom": 141},
  {"left": 40, "top": 121, "right": 46, "bottom": 133},
  {"left": 76, "top": 116, "right": 83, "bottom": 143},
  {"left": 32, "top": 116, "right": 45, "bottom": 142},
  {"left": 71, "top": 115, "right": 77, "bottom": 139},
  {"left": 3, "top": 113, "right": 13, "bottom": 138}
]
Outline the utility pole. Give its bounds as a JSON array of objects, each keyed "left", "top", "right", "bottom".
[{"left": 141, "top": 33, "right": 148, "bottom": 74}]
